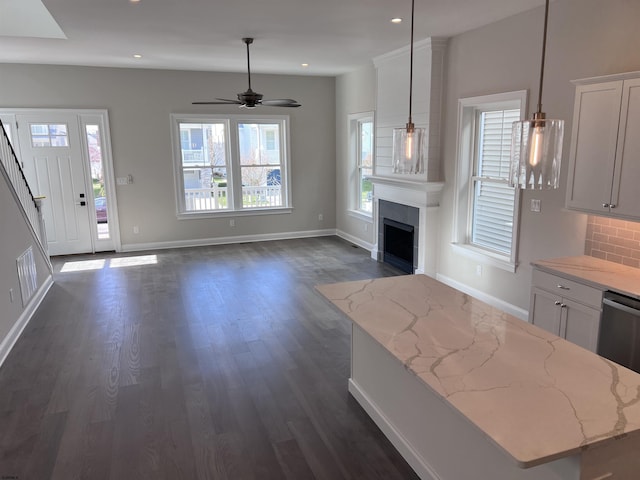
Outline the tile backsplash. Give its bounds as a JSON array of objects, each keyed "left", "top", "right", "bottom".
[{"left": 585, "top": 216, "right": 640, "bottom": 268}]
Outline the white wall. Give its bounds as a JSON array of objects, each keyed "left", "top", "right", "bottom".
[
  {"left": 0, "top": 64, "right": 336, "bottom": 249},
  {"left": 0, "top": 176, "right": 51, "bottom": 357},
  {"left": 335, "top": 64, "right": 377, "bottom": 247},
  {"left": 438, "top": 0, "right": 640, "bottom": 309},
  {"left": 336, "top": 0, "right": 640, "bottom": 311}
]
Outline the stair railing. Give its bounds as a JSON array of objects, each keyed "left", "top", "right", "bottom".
[{"left": 0, "top": 118, "right": 52, "bottom": 272}]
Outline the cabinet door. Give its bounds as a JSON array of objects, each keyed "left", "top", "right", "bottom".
[
  {"left": 610, "top": 78, "right": 640, "bottom": 219},
  {"left": 530, "top": 287, "right": 561, "bottom": 336},
  {"left": 566, "top": 81, "right": 622, "bottom": 213},
  {"left": 561, "top": 299, "right": 601, "bottom": 353}
]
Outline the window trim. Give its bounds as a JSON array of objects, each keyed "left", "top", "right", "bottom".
[
  {"left": 348, "top": 111, "right": 374, "bottom": 218},
  {"left": 452, "top": 91, "right": 527, "bottom": 272},
  {"left": 171, "top": 113, "right": 292, "bottom": 218}
]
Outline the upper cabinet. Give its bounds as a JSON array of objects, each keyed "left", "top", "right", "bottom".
[{"left": 566, "top": 72, "right": 640, "bottom": 220}]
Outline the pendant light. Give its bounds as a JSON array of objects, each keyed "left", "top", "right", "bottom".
[
  {"left": 392, "top": 0, "right": 425, "bottom": 175},
  {"left": 509, "top": 0, "right": 564, "bottom": 189}
]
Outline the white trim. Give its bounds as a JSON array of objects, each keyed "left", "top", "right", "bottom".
[
  {"left": 453, "top": 91, "right": 527, "bottom": 269},
  {"left": 177, "top": 207, "right": 293, "bottom": 220},
  {"left": 336, "top": 229, "right": 374, "bottom": 252},
  {"left": 121, "top": 229, "right": 336, "bottom": 252},
  {"left": 348, "top": 379, "right": 439, "bottom": 480},
  {"left": 435, "top": 273, "right": 529, "bottom": 321},
  {"left": 346, "top": 209, "right": 373, "bottom": 223},
  {"left": 170, "top": 113, "right": 292, "bottom": 216},
  {"left": 572, "top": 70, "right": 640, "bottom": 86},
  {"left": 0, "top": 274, "right": 53, "bottom": 368},
  {"left": 373, "top": 37, "right": 448, "bottom": 66},
  {"left": 450, "top": 242, "right": 517, "bottom": 273}
]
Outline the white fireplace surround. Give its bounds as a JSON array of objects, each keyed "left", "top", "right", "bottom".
[{"left": 370, "top": 176, "right": 444, "bottom": 276}]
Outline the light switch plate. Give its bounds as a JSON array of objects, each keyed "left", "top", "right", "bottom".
[
  {"left": 530, "top": 199, "right": 541, "bottom": 213},
  {"left": 116, "top": 177, "right": 128, "bottom": 185}
]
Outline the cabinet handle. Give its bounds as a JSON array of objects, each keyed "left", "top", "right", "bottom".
[
  {"left": 561, "top": 303, "right": 567, "bottom": 309},
  {"left": 557, "top": 284, "right": 570, "bottom": 290},
  {"left": 554, "top": 300, "right": 562, "bottom": 306},
  {"left": 610, "top": 204, "right": 617, "bottom": 209},
  {"left": 602, "top": 203, "right": 610, "bottom": 208}
]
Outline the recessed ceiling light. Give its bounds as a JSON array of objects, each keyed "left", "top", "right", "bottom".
[
  {"left": 301, "top": 63, "right": 309, "bottom": 67},
  {"left": 133, "top": 54, "right": 142, "bottom": 59},
  {"left": 391, "top": 18, "right": 402, "bottom": 24},
  {"left": 129, "top": 0, "right": 141, "bottom": 3}
]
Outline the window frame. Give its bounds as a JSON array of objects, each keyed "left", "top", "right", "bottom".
[
  {"left": 347, "top": 112, "right": 375, "bottom": 220},
  {"left": 452, "top": 91, "right": 527, "bottom": 272},
  {"left": 171, "top": 113, "right": 292, "bottom": 219}
]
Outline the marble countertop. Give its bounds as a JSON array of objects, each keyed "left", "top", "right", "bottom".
[
  {"left": 532, "top": 255, "right": 640, "bottom": 299},
  {"left": 316, "top": 274, "right": 640, "bottom": 468}
]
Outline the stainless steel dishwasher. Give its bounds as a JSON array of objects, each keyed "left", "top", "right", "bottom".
[{"left": 598, "top": 291, "right": 640, "bottom": 374}]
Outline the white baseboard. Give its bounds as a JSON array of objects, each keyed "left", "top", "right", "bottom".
[
  {"left": 335, "top": 230, "right": 374, "bottom": 252},
  {"left": 435, "top": 273, "right": 529, "bottom": 321},
  {"left": 121, "top": 229, "right": 337, "bottom": 252},
  {"left": 348, "top": 379, "right": 439, "bottom": 480},
  {"left": 0, "top": 273, "right": 53, "bottom": 368}
]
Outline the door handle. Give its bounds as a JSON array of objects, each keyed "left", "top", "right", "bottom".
[{"left": 75, "top": 201, "right": 86, "bottom": 206}]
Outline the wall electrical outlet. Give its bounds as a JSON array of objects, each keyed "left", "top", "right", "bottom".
[
  {"left": 230, "top": 219, "right": 235, "bottom": 227},
  {"left": 476, "top": 265, "right": 482, "bottom": 277},
  {"left": 530, "top": 199, "right": 541, "bottom": 213},
  {"left": 133, "top": 225, "right": 139, "bottom": 234},
  {"left": 318, "top": 213, "right": 323, "bottom": 221}
]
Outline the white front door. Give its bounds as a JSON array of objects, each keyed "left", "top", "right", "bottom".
[{"left": 16, "top": 113, "right": 94, "bottom": 256}]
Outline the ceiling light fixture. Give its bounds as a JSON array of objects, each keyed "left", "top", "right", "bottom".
[
  {"left": 301, "top": 63, "right": 309, "bottom": 67},
  {"left": 392, "top": 0, "right": 424, "bottom": 174},
  {"left": 509, "top": 0, "right": 564, "bottom": 190},
  {"left": 133, "top": 54, "right": 142, "bottom": 59},
  {"left": 391, "top": 18, "right": 402, "bottom": 24}
]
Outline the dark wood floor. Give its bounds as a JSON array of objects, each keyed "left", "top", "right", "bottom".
[{"left": 0, "top": 236, "right": 420, "bottom": 480}]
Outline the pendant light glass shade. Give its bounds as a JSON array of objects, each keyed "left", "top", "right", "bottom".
[
  {"left": 508, "top": 0, "right": 564, "bottom": 190},
  {"left": 393, "top": 124, "right": 425, "bottom": 174},
  {"left": 392, "top": 0, "right": 425, "bottom": 175},
  {"left": 510, "top": 114, "right": 564, "bottom": 189}
]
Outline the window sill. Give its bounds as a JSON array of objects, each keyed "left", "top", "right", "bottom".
[
  {"left": 347, "top": 210, "right": 373, "bottom": 223},
  {"left": 450, "top": 242, "right": 517, "bottom": 273},
  {"left": 178, "top": 207, "right": 293, "bottom": 220}
]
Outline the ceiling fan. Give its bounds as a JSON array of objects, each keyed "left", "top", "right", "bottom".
[{"left": 193, "top": 38, "right": 301, "bottom": 109}]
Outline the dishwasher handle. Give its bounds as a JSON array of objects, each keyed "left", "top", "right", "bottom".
[{"left": 603, "top": 297, "right": 640, "bottom": 317}]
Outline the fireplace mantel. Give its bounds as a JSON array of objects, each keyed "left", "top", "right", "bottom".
[{"left": 370, "top": 176, "right": 444, "bottom": 276}]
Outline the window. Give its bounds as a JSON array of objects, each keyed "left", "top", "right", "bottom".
[
  {"left": 349, "top": 112, "right": 374, "bottom": 216},
  {"left": 30, "top": 123, "right": 69, "bottom": 147},
  {"left": 171, "top": 114, "right": 291, "bottom": 217},
  {"left": 453, "top": 91, "right": 526, "bottom": 271}
]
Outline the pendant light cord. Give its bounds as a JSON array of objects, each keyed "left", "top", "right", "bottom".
[
  {"left": 408, "top": 0, "right": 415, "bottom": 125},
  {"left": 536, "top": 0, "right": 550, "bottom": 115}
]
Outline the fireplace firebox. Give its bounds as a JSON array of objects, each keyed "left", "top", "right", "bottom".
[{"left": 383, "top": 218, "right": 414, "bottom": 273}]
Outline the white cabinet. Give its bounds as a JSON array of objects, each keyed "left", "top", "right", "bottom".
[
  {"left": 529, "top": 269, "right": 602, "bottom": 352},
  {"left": 566, "top": 73, "right": 640, "bottom": 220}
]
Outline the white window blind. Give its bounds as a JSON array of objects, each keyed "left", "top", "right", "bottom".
[{"left": 471, "top": 109, "right": 520, "bottom": 255}]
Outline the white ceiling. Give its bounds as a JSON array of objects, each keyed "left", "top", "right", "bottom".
[{"left": 0, "top": 0, "right": 545, "bottom": 76}]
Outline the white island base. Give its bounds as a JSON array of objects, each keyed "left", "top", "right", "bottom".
[
  {"left": 317, "top": 275, "right": 640, "bottom": 480},
  {"left": 350, "top": 324, "right": 581, "bottom": 479}
]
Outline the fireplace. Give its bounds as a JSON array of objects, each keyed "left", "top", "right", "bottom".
[
  {"left": 383, "top": 219, "right": 414, "bottom": 273},
  {"left": 378, "top": 200, "right": 419, "bottom": 274}
]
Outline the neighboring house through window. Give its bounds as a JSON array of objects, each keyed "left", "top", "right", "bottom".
[
  {"left": 171, "top": 114, "right": 291, "bottom": 217},
  {"left": 453, "top": 91, "right": 526, "bottom": 272},
  {"left": 348, "top": 112, "right": 374, "bottom": 217}
]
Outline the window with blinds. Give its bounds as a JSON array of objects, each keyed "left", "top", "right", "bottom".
[{"left": 471, "top": 108, "right": 520, "bottom": 255}]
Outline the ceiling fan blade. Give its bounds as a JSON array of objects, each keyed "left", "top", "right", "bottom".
[
  {"left": 261, "top": 99, "right": 302, "bottom": 107},
  {"left": 192, "top": 99, "right": 242, "bottom": 105}
]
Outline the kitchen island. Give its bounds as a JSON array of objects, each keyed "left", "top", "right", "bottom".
[{"left": 317, "top": 274, "right": 640, "bottom": 480}]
